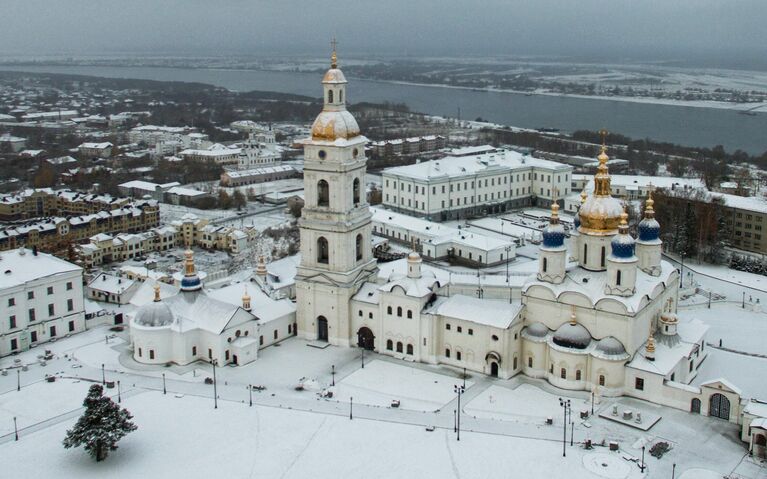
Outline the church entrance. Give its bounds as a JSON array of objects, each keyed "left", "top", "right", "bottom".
[
  {"left": 691, "top": 398, "right": 701, "bottom": 414},
  {"left": 490, "top": 362, "right": 499, "bottom": 377},
  {"left": 317, "top": 316, "right": 328, "bottom": 342},
  {"left": 357, "top": 327, "right": 375, "bottom": 350},
  {"left": 709, "top": 393, "right": 730, "bottom": 420}
]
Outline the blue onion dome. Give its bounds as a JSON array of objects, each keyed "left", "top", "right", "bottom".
[
  {"left": 552, "top": 320, "right": 592, "bottom": 350},
  {"left": 542, "top": 202, "right": 566, "bottom": 249},
  {"left": 180, "top": 249, "right": 203, "bottom": 292},
  {"left": 637, "top": 193, "right": 661, "bottom": 243},
  {"left": 610, "top": 210, "right": 636, "bottom": 259}
]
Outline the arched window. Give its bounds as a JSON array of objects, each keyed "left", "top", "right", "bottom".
[
  {"left": 599, "top": 375, "right": 605, "bottom": 386},
  {"left": 397, "top": 306, "right": 402, "bottom": 317},
  {"left": 456, "top": 351, "right": 462, "bottom": 361},
  {"left": 317, "top": 180, "right": 329, "bottom": 207},
  {"left": 616, "top": 270, "right": 622, "bottom": 286},
  {"left": 406, "top": 344, "right": 413, "bottom": 355},
  {"left": 317, "top": 237, "right": 329, "bottom": 264},
  {"left": 445, "top": 348, "right": 451, "bottom": 358},
  {"left": 576, "top": 370, "right": 582, "bottom": 381},
  {"left": 328, "top": 89, "right": 334, "bottom": 103},
  {"left": 513, "top": 357, "right": 518, "bottom": 370},
  {"left": 407, "top": 310, "right": 412, "bottom": 319},
  {"left": 386, "top": 339, "right": 393, "bottom": 351},
  {"left": 339, "top": 89, "right": 343, "bottom": 103},
  {"left": 528, "top": 357, "right": 533, "bottom": 368},
  {"left": 583, "top": 244, "right": 588, "bottom": 263},
  {"left": 560, "top": 367, "right": 567, "bottom": 379},
  {"left": 353, "top": 178, "right": 361, "bottom": 205},
  {"left": 396, "top": 341, "right": 403, "bottom": 353},
  {"left": 543, "top": 257, "right": 548, "bottom": 273},
  {"left": 601, "top": 246, "right": 606, "bottom": 268},
  {"left": 387, "top": 306, "right": 392, "bottom": 315},
  {"left": 356, "top": 234, "right": 363, "bottom": 261}
]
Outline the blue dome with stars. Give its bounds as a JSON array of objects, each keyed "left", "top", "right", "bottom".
[
  {"left": 638, "top": 217, "right": 660, "bottom": 242},
  {"left": 611, "top": 233, "right": 636, "bottom": 259},
  {"left": 543, "top": 224, "right": 566, "bottom": 248}
]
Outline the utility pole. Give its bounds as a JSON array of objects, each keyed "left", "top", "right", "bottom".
[
  {"left": 454, "top": 385, "right": 465, "bottom": 441},
  {"left": 350, "top": 396, "right": 353, "bottom": 420},
  {"left": 162, "top": 373, "right": 166, "bottom": 395},
  {"left": 212, "top": 360, "right": 218, "bottom": 409},
  {"left": 117, "top": 380, "right": 121, "bottom": 403},
  {"left": 248, "top": 385, "right": 253, "bottom": 407}
]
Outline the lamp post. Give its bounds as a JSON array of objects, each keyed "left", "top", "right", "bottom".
[
  {"left": 13, "top": 416, "right": 18, "bottom": 441},
  {"left": 679, "top": 253, "right": 685, "bottom": 288},
  {"left": 117, "top": 380, "right": 121, "bottom": 403},
  {"left": 453, "top": 409, "right": 457, "bottom": 433},
  {"left": 672, "top": 463, "right": 676, "bottom": 479},
  {"left": 463, "top": 367, "right": 466, "bottom": 389},
  {"left": 17, "top": 369, "right": 20, "bottom": 391},
  {"left": 101, "top": 363, "right": 105, "bottom": 385},
  {"left": 350, "top": 396, "right": 353, "bottom": 420},
  {"left": 248, "top": 384, "right": 253, "bottom": 407},
  {"left": 212, "top": 359, "right": 218, "bottom": 409},
  {"left": 331, "top": 364, "right": 336, "bottom": 387},
  {"left": 454, "top": 384, "right": 465, "bottom": 441},
  {"left": 640, "top": 445, "right": 646, "bottom": 473},
  {"left": 559, "top": 398, "right": 570, "bottom": 457},
  {"left": 162, "top": 373, "right": 166, "bottom": 395},
  {"left": 591, "top": 390, "right": 595, "bottom": 415},
  {"left": 743, "top": 291, "right": 746, "bottom": 309}
]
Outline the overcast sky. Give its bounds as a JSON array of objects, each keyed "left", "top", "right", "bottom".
[{"left": 2, "top": 0, "right": 765, "bottom": 68}]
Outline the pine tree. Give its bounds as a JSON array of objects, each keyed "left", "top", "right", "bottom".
[{"left": 63, "top": 384, "right": 137, "bottom": 462}]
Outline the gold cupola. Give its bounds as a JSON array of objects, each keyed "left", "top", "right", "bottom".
[
  {"left": 578, "top": 132, "right": 624, "bottom": 235},
  {"left": 310, "top": 39, "right": 361, "bottom": 142}
]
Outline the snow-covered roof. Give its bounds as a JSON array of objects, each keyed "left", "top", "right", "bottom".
[
  {"left": 0, "top": 248, "right": 81, "bottom": 289},
  {"left": 207, "top": 282, "right": 295, "bottom": 324},
  {"left": 427, "top": 295, "right": 521, "bottom": 329},
  {"left": 628, "top": 318, "right": 708, "bottom": 376},
  {"left": 382, "top": 149, "right": 569, "bottom": 182},
  {"left": 87, "top": 273, "right": 136, "bottom": 295}
]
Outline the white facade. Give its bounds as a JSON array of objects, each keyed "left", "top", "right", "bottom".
[
  {"left": 0, "top": 248, "right": 85, "bottom": 357},
  {"left": 382, "top": 150, "right": 573, "bottom": 221}
]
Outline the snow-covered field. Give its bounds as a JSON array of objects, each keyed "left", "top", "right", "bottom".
[
  {"left": 465, "top": 384, "right": 586, "bottom": 424},
  {"left": 332, "top": 359, "right": 472, "bottom": 411},
  {"left": 679, "top": 304, "right": 767, "bottom": 356}
]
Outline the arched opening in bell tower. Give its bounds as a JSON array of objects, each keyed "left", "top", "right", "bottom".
[
  {"left": 317, "top": 237, "right": 329, "bottom": 264},
  {"left": 353, "top": 178, "right": 361, "bottom": 205},
  {"left": 356, "top": 234, "right": 363, "bottom": 261},
  {"left": 317, "top": 180, "right": 329, "bottom": 207},
  {"left": 328, "top": 90, "right": 334, "bottom": 103}
]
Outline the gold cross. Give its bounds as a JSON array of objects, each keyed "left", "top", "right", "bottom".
[
  {"left": 599, "top": 128, "right": 608, "bottom": 148},
  {"left": 331, "top": 37, "right": 338, "bottom": 53}
]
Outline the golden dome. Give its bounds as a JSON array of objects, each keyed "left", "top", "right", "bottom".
[
  {"left": 578, "top": 141, "right": 622, "bottom": 235},
  {"left": 311, "top": 110, "right": 361, "bottom": 141}
]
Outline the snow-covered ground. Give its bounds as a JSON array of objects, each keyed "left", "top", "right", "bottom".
[
  {"left": 679, "top": 304, "right": 767, "bottom": 356},
  {"left": 465, "top": 384, "right": 586, "bottom": 424}
]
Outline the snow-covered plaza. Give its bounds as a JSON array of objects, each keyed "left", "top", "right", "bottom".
[{"left": 1, "top": 322, "right": 766, "bottom": 479}]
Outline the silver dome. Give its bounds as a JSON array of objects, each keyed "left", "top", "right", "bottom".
[
  {"left": 595, "top": 336, "right": 627, "bottom": 356},
  {"left": 134, "top": 301, "right": 174, "bottom": 327},
  {"left": 552, "top": 322, "right": 592, "bottom": 349},
  {"left": 524, "top": 322, "right": 550, "bottom": 338}
]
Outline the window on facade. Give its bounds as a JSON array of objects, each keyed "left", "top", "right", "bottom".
[
  {"left": 407, "top": 310, "right": 413, "bottom": 319},
  {"left": 8, "top": 298, "right": 14, "bottom": 307},
  {"left": 353, "top": 178, "right": 361, "bottom": 205},
  {"left": 386, "top": 339, "right": 393, "bottom": 350},
  {"left": 406, "top": 344, "right": 413, "bottom": 355},
  {"left": 583, "top": 244, "right": 588, "bottom": 263},
  {"left": 446, "top": 324, "right": 451, "bottom": 330},
  {"left": 356, "top": 234, "right": 363, "bottom": 261},
  {"left": 317, "top": 237, "right": 329, "bottom": 264},
  {"left": 543, "top": 257, "right": 547, "bottom": 273},
  {"left": 66, "top": 282, "right": 73, "bottom": 291},
  {"left": 528, "top": 357, "right": 533, "bottom": 368},
  {"left": 68, "top": 320, "right": 75, "bottom": 332},
  {"left": 492, "top": 334, "right": 499, "bottom": 341},
  {"left": 599, "top": 375, "right": 605, "bottom": 386},
  {"left": 192, "top": 346, "right": 197, "bottom": 356},
  {"left": 468, "top": 329, "right": 473, "bottom": 335},
  {"left": 387, "top": 306, "right": 393, "bottom": 315},
  {"left": 601, "top": 247, "right": 606, "bottom": 268},
  {"left": 616, "top": 270, "right": 622, "bottom": 286},
  {"left": 317, "top": 180, "right": 329, "bottom": 207},
  {"left": 48, "top": 304, "right": 54, "bottom": 316},
  {"left": 635, "top": 377, "right": 644, "bottom": 390},
  {"left": 561, "top": 368, "right": 567, "bottom": 379},
  {"left": 274, "top": 330, "right": 278, "bottom": 340},
  {"left": 27, "top": 291, "right": 34, "bottom": 300},
  {"left": 456, "top": 351, "right": 462, "bottom": 361},
  {"left": 358, "top": 310, "right": 363, "bottom": 317},
  {"left": 396, "top": 342, "right": 403, "bottom": 353},
  {"left": 457, "top": 326, "right": 462, "bottom": 333},
  {"left": 689, "top": 360, "right": 694, "bottom": 372},
  {"left": 138, "top": 348, "right": 143, "bottom": 357},
  {"left": 328, "top": 89, "right": 334, "bottom": 103},
  {"left": 10, "top": 338, "right": 18, "bottom": 351},
  {"left": 47, "top": 286, "right": 53, "bottom": 295},
  {"left": 445, "top": 348, "right": 451, "bottom": 358},
  {"left": 397, "top": 307, "right": 402, "bottom": 317},
  {"left": 575, "top": 370, "right": 582, "bottom": 381},
  {"left": 67, "top": 299, "right": 74, "bottom": 312},
  {"left": 30, "top": 331, "right": 37, "bottom": 342},
  {"left": 49, "top": 325, "right": 56, "bottom": 337},
  {"left": 513, "top": 357, "right": 518, "bottom": 370},
  {"left": 9, "top": 316, "right": 16, "bottom": 329},
  {"left": 549, "top": 364, "right": 554, "bottom": 374}
]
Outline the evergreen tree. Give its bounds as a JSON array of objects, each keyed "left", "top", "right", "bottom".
[{"left": 63, "top": 384, "right": 137, "bottom": 462}]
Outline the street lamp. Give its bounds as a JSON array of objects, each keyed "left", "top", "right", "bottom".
[
  {"left": 559, "top": 398, "right": 570, "bottom": 457},
  {"left": 591, "top": 390, "right": 595, "bottom": 415},
  {"left": 350, "top": 396, "right": 353, "bottom": 420},
  {"left": 162, "top": 373, "right": 166, "bottom": 395},
  {"left": 17, "top": 369, "right": 20, "bottom": 391},
  {"left": 13, "top": 416, "right": 18, "bottom": 441},
  {"left": 453, "top": 409, "right": 457, "bottom": 433},
  {"left": 211, "top": 359, "right": 218, "bottom": 409},
  {"left": 248, "top": 384, "right": 253, "bottom": 407},
  {"left": 640, "top": 445, "right": 646, "bottom": 473},
  {"left": 331, "top": 364, "right": 336, "bottom": 387},
  {"left": 117, "top": 380, "right": 121, "bottom": 403},
  {"left": 101, "top": 363, "right": 105, "bottom": 385},
  {"left": 463, "top": 367, "right": 467, "bottom": 389},
  {"left": 672, "top": 463, "right": 676, "bottom": 479},
  {"left": 454, "top": 384, "right": 465, "bottom": 441}
]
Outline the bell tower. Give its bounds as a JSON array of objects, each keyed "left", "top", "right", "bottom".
[{"left": 295, "top": 42, "right": 378, "bottom": 346}]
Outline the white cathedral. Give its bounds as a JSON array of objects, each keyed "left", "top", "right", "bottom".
[{"left": 294, "top": 48, "right": 739, "bottom": 417}]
